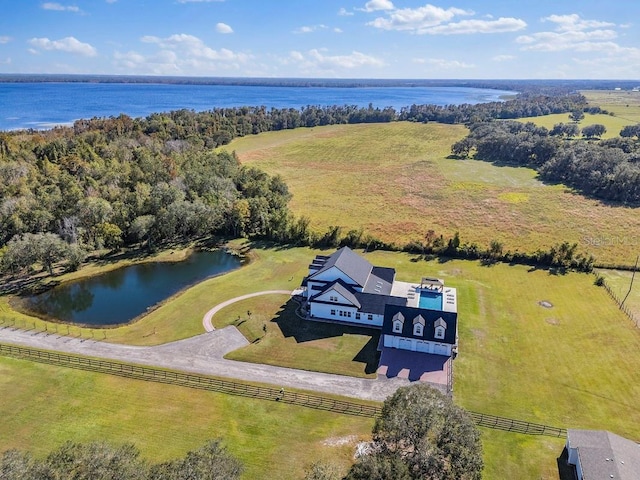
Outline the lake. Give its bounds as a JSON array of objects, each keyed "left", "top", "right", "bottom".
[
  {"left": 0, "top": 82, "right": 516, "bottom": 131},
  {"left": 21, "top": 250, "right": 241, "bottom": 326}
]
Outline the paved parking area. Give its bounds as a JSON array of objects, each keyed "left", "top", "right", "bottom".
[{"left": 377, "top": 347, "right": 450, "bottom": 386}]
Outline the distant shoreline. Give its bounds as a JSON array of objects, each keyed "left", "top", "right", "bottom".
[{"left": 0, "top": 74, "right": 637, "bottom": 91}]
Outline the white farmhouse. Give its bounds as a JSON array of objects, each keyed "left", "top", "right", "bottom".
[{"left": 303, "top": 247, "right": 458, "bottom": 358}]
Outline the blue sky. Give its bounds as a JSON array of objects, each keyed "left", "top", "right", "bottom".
[{"left": 1, "top": 0, "right": 638, "bottom": 79}]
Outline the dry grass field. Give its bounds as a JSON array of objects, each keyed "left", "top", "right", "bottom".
[
  {"left": 582, "top": 89, "right": 640, "bottom": 123},
  {"left": 517, "top": 112, "right": 635, "bottom": 138},
  {"left": 226, "top": 121, "right": 640, "bottom": 266}
]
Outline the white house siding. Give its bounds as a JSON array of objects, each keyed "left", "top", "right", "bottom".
[
  {"left": 383, "top": 335, "right": 452, "bottom": 356},
  {"left": 310, "top": 303, "right": 358, "bottom": 322},
  {"left": 309, "top": 303, "right": 384, "bottom": 326}
]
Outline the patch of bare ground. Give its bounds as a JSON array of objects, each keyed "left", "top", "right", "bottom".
[{"left": 322, "top": 435, "right": 359, "bottom": 447}]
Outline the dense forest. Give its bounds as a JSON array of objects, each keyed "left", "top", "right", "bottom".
[
  {"left": 0, "top": 91, "right": 616, "bottom": 275},
  {"left": 452, "top": 119, "right": 640, "bottom": 203}
]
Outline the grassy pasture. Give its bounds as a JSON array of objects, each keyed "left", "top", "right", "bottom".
[
  {"left": 582, "top": 89, "right": 640, "bottom": 124},
  {"left": 0, "top": 355, "right": 372, "bottom": 480},
  {"left": 226, "top": 122, "right": 640, "bottom": 265},
  {"left": 516, "top": 112, "right": 635, "bottom": 138},
  {"left": 596, "top": 268, "right": 640, "bottom": 320}
]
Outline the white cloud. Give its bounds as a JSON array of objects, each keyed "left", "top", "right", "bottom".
[
  {"left": 293, "top": 24, "right": 328, "bottom": 34},
  {"left": 517, "top": 14, "right": 621, "bottom": 52},
  {"left": 41, "top": 2, "right": 80, "bottom": 12},
  {"left": 142, "top": 34, "right": 248, "bottom": 61},
  {"left": 544, "top": 14, "right": 615, "bottom": 32},
  {"left": 367, "top": 4, "right": 473, "bottom": 32},
  {"left": 28, "top": 37, "right": 97, "bottom": 56},
  {"left": 334, "top": 27, "right": 343, "bottom": 33},
  {"left": 338, "top": 7, "right": 354, "bottom": 16},
  {"left": 216, "top": 22, "right": 233, "bottom": 34},
  {"left": 361, "top": 0, "right": 394, "bottom": 12},
  {"left": 116, "top": 33, "right": 250, "bottom": 74},
  {"left": 517, "top": 30, "right": 618, "bottom": 52},
  {"left": 492, "top": 54, "right": 516, "bottom": 62},
  {"left": 514, "top": 12, "right": 640, "bottom": 77},
  {"left": 0, "top": 36, "right": 12, "bottom": 44},
  {"left": 423, "top": 17, "right": 526, "bottom": 35},
  {"left": 415, "top": 58, "right": 475, "bottom": 69},
  {"left": 287, "top": 48, "right": 384, "bottom": 72}
]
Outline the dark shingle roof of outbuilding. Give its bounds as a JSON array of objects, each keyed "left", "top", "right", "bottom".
[{"left": 567, "top": 430, "right": 640, "bottom": 480}]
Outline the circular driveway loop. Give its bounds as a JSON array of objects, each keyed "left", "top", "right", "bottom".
[{"left": 202, "top": 290, "right": 293, "bottom": 332}]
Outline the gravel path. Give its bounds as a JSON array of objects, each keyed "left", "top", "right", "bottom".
[
  {"left": 202, "top": 290, "right": 293, "bottom": 332},
  {"left": 0, "top": 326, "right": 407, "bottom": 402}
]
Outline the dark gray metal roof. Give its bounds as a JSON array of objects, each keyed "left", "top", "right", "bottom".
[
  {"left": 310, "top": 247, "right": 374, "bottom": 288},
  {"left": 382, "top": 304, "right": 457, "bottom": 344},
  {"left": 363, "top": 266, "right": 395, "bottom": 295},
  {"left": 567, "top": 430, "right": 640, "bottom": 480}
]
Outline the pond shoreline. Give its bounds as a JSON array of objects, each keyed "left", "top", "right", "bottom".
[{"left": 6, "top": 242, "right": 248, "bottom": 328}]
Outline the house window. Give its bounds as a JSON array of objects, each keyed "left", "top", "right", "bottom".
[
  {"left": 393, "top": 321, "right": 403, "bottom": 333},
  {"left": 435, "top": 327, "right": 445, "bottom": 339},
  {"left": 347, "top": 312, "right": 352, "bottom": 317},
  {"left": 367, "top": 314, "right": 373, "bottom": 321},
  {"left": 330, "top": 295, "right": 337, "bottom": 302},
  {"left": 355, "top": 313, "right": 361, "bottom": 320},
  {"left": 414, "top": 324, "right": 423, "bottom": 336},
  {"left": 331, "top": 309, "right": 336, "bottom": 315},
  {"left": 339, "top": 311, "right": 343, "bottom": 317}
]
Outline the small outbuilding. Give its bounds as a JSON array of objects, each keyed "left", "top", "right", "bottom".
[{"left": 565, "top": 429, "right": 640, "bottom": 480}]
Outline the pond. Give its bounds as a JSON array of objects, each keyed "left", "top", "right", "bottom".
[{"left": 21, "top": 250, "right": 241, "bottom": 326}]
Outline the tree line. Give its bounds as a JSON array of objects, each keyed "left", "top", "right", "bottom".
[
  {"left": 0, "top": 121, "right": 293, "bottom": 275},
  {"left": 452, "top": 119, "right": 640, "bottom": 203},
  {"left": 0, "top": 439, "right": 242, "bottom": 480}
]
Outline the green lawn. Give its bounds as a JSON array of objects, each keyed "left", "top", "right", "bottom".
[
  {"left": 0, "top": 355, "right": 372, "bottom": 480},
  {"left": 217, "top": 296, "right": 379, "bottom": 378},
  {"left": 596, "top": 268, "right": 640, "bottom": 321},
  {"left": 225, "top": 122, "right": 640, "bottom": 266}
]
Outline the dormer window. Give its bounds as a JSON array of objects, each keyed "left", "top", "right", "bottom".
[
  {"left": 392, "top": 312, "right": 405, "bottom": 333},
  {"left": 434, "top": 318, "right": 446, "bottom": 339},
  {"left": 413, "top": 315, "right": 425, "bottom": 336}
]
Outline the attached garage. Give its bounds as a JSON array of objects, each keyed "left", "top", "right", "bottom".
[
  {"left": 416, "top": 340, "right": 430, "bottom": 353},
  {"left": 434, "top": 343, "right": 449, "bottom": 356}
]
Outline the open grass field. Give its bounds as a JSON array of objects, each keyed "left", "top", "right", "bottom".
[
  {"left": 0, "top": 355, "right": 373, "bottom": 480},
  {"left": 225, "top": 122, "right": 640, "bottom": 265},
  {"left": 595, "top": 267, "right": 640, "bottom": 321},
  {"left": 516, "top": 112, "right": 635, "bottom": 138},
  {"left": 582, "top": 89, "right": 640, "bottom": 124}
]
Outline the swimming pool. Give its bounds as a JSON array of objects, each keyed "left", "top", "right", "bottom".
[{"left": 418, "top": 290, "right": 443, "bottom": 311}]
